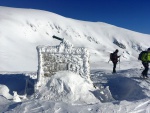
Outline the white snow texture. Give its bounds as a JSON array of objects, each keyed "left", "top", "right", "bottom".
[{"left": 0, "top": 6, "right": 150, "bottom": 113}]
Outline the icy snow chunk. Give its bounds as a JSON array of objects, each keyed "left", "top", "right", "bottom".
[
  {"left": 13, "top": 91, "right": 21, "bottom": 102},
  {"left": 0, "top": 84, "right": 13, "bottom": 99}
]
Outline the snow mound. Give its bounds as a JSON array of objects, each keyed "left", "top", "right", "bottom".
[
  {"left": 0, "top": 84, "right": 13, "bottom": 99},
  {"left": 35, "top": 71, "right": 100, "bottom": 105}
]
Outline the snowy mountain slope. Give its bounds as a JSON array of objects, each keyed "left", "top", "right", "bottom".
[{"left": 0, "top": 6, "right": 150, "bottom": 72}]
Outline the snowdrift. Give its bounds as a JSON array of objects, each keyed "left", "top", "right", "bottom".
[{"left": 35, "top": 71, "right": 100, "bottom": 105}]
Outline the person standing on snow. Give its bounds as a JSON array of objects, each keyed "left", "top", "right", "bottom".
[
  {"left": 139, "top": 48, "right": 150, "bottom": 78},
  {"left": 110, "top": 49, "right": 120, "bottom": 73}
]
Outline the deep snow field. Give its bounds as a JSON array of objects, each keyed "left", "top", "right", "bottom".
[{"left": 0, "top": 60, "right": 150, "bottom": 113}]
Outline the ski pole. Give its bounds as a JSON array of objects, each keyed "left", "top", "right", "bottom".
[
  {"left": 119, "top": 57, "right": 120, "bottom": 70},
  {"left": 108, "top": 59, "right": 110, "bottom": 63}
]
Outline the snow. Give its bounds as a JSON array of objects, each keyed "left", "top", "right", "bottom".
[
  {"left": 0, "top": 85, "right": 13, "bottom": 100},
  {"left": 1, "top": 61, "right": 150, "bottom": 113},
  {"left": 35, "top": 71, "right": 100, "bottom": 105},
  {"left": 0, "top": 7, "right": 150, "bottom": 71},
  {"left": 0, "top": 6, "right": 150, "bottom": 113},
  {"left": 13, "top": 91, "right": 21, "bottom": 102}
]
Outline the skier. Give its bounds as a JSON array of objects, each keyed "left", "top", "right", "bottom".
[
  {"left": 110, "top": 49, "right": 120, "bottom": 73},
  {"left": 139, "top": 48, "right": 150, "bottom": 78}
]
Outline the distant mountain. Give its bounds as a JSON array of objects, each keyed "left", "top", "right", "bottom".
[{"left": 0, "top": 6, "right": 150, "bottom": 71}]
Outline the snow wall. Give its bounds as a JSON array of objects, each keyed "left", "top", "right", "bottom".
[{"left": 36, "top": 37, "right": 91, "bottom": 87}]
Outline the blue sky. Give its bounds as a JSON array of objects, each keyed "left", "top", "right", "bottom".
[{"left": 0, "top": 0, "right": 150, "bottom": 34}]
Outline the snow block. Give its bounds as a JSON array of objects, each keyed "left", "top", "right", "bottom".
[{"left": 36, "top": 39, "right": 90, "bottom": 87}]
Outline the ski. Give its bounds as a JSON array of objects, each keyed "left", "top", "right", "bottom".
[{"left": 139, "top": 76, "right": 150, "bottom": 83}]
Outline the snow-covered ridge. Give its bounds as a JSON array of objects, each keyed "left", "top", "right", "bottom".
[{"left": 0, "top": 6, "right": 150, "bottom": 71}]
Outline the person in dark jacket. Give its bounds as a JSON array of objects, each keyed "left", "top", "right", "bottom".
[
  {"left": 111, "top": 49, "right": 120, "bottom": 73},
  {"left": 140, "top": 48, "right": 150, "bottom": 78}
]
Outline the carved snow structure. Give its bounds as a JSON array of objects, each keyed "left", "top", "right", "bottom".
[{"left": 36, "top": 36, "right": 90, "bottom": 88}]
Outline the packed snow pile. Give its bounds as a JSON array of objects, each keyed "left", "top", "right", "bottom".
[{"left": 35, "top": 71, "right": 102, "bottom": 105}]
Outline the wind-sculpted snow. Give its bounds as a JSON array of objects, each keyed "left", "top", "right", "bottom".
[{"left": 35, "top": 71, "right": 100, "bottom": 105}]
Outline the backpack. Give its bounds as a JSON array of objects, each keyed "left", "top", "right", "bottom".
[
  {"left": 138, "top": 51, "right": 147, "bottom": 61},
  {"left": 110, "top": 53, "right": 114, "bottom": 61}
]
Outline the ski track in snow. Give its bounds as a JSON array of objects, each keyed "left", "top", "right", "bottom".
[{"left": 133, "top": 100, "right": 150, "bottom": 111}]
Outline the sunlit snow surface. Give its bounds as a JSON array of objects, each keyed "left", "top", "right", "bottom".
[
  {"left": 0, "top": 61, "right": 150, "bottom": 113},
  {"left": 0, "top": 7, "right": 150, "bottom": 71},
  {"left": 0, "top": 6, "right": 150, "bottom": 113}
]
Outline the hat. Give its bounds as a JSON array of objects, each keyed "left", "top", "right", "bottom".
[
  {"left": 147, "top": 48, "right": 150, "bottom": 51},
  {"left": 115, "top": 49, "right": 119, "bottom": 53}
]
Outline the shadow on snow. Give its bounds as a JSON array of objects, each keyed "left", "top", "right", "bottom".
[
  {"left": 0, "top": 74, "right": 35, "bottom": 95},
  {"left": 91, "top": 69, "right": 148, "bottom": 102},
  {"left": 105, "top": 76, "right": 147, "bottom": 101}
]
